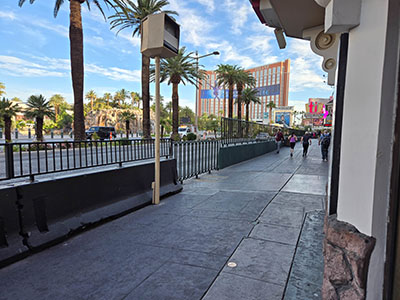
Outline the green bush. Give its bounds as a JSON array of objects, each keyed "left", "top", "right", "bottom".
[
  {"left": 186, "top": 133, "right": 197, "bottom": 140},
  {"left": 119, "top": 138, "right": 131, "bottom": 146},
  {"left": 91, "top": 132, "right": 100, "bottom": 141}
]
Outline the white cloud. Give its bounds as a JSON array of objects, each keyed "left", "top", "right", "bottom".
[
  {"left": 0, "top": 11, "right": 17, "bottom": 20},
  {"left": 0, "top": 55, "right": 141, "bottom": 83},
  {"left": 224, "top": 0, "right": 253, "bottom": 34},
  {"left": 193, "top": 0, "right": 215, "bottom": 13},
  {"left": 286, "top": 39, "right": 331, "bottom": 92},
  {"left": 168, "top": 0, "right": 215, "bottom": 47}
]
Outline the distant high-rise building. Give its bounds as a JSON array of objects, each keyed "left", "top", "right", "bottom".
[{"left": 197, "top": 59, "right": 290, "bottom": 121}]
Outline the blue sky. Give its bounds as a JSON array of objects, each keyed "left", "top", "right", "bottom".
[{"left": 0, "top": 0, "right": 334, "bottom": 112}]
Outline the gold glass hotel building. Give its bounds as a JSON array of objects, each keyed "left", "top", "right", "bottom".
[{"left": 197, "top": 59, "right": 290, "bottom": 121}]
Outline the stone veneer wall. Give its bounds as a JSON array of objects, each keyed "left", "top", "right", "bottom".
[{"left": 323, "top": 214, "right": 376, "bottom": 299}]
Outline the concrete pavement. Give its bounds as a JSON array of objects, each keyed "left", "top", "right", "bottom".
[{"left": 0, "top": 142, "right": 329, "bottom": 300}]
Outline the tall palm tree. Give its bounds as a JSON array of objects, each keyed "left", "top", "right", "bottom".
[
  {"left": 215, "top": 64, "right": 241, "bottom": 119},
  {"left": 156, "top": 47, "right": 203, "bottom": 140},
  {"left": 49, "top": 94, "right": 66, "bottom": 120},
  {"left": 119, "top": 110, "right": 136, "bottom": 138},
  {"left": 0, "top": 82, "right": 5, "bottom": 97},
  {"left": 0, "top": 98, "right": 20, "bottom": 142},
  {"left": 103, "top": 92, "right": 113, "bottom": 106},
  {"left": 85, "top": 90, "right": 97, "bottom": 111},
  {"left": 109, "top": 0, "right": 178, "bottom": 138},
  {"left": 266, "top": 100, "right": 276, "bottom": 124},
  {"left": 235, "top": 69, "right": 256, "bottom": 121},
  {"left": 25, "top": 95, "right": 55, "bottom": 141},
  {"left": 242, "top": 88, "right": 260, "bottom": 122},
  {"left": 19, "top": 0, "right": 124, "bottom": 141}
]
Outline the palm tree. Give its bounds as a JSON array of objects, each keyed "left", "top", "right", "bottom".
[
  {"left": 103, "top": 92, "right": 113, "bottom": 107},
  {"left": 19, "top": 0, "right": 124, "bottom": 141},
  {"left": 235, "top": 69, "right": 256, "bottom": 121},
  {"left": 266, "top": 100, "right": 276, "bottom": 124},
  {"left": 109, "top": 0, "right": 178, "bottom": 138},
  {"left": 85, "top": 90, "right": 97, "bottom": 111},
  {"left": 0, "top": 82, "right": 5, "bottom": 97},
  {"left": 119, "top": 110, "right": 136, "bottom": 138},
  {"left": 0, "top": 98, "right": 20, "bottom": 142},
  {"left": 25, "top": 95, "right": 55, "bottom": 141},
  {"left": 49, "top": 94, "right": 66, "bottom": 120},
  {"left": 215, "top": 64, "right": 241, "bottom": 119},
  {"left": 130, "top": 91, "right": 140, "bottom": 108},
  {"left": 242, "top": 88, "right": 260, "bottom": 123},
  {"left": 156, "top": 47, "right": 203, "bottom": 140}
]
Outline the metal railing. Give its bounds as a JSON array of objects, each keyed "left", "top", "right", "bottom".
[
  {"left": 173, "top": 140, "right": 220, "bottom": 182},
  {"left": 0, "top": 138, "right": 172, "bottom": 181},
  {"left": 220, "top": 117, "right": 305, "bottom": 145}
]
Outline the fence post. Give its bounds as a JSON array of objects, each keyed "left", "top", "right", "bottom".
[
  {"left": 5, "top": 143, "right": 14, "bottom": 179},
  {"left": 169, "top": 139, "right": 174, "bottom": 158},
  {"left": 14, "top": 129, "right": 18, "bottom": 140},
  {"left": 0, "top": 128, "right": 2, "bottom": 139},
  {"left": 28, "top": 128, "right": 31, "bottom": 139},
  {"left": 61, "top": 130, "right": 64, "bottom": 139},
  {"left": 51, "top": 129, "right": 54, "bottom": 139}
]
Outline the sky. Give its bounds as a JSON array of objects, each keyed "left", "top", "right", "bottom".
[{"left": 0, "top": 0, "right": 334, "bottom": 113}]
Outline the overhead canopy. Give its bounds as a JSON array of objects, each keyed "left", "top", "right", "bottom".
[{"left": 250, "top": 0, "right": 325, "bottom": 39}]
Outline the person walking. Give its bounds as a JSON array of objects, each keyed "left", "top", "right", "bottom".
[
  {"left": 289, "top": 132, "right": 297, "bottom": 157},
  {"left": 275, "top": 129, "right": 284, "bottom": 154},
  {"left": 319, "top": 130, "right": 331, "bottom": 161},
  {"left": 301, "top": 131, "right": 312, "bottom": 157}
]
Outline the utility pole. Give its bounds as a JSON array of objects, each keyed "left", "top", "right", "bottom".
[{"left": 153, "top": 56, "right": 161, "bottom": 204}]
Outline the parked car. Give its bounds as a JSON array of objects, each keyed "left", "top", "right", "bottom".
[{"left": 86, "top": 126, "right": 116, "bottom": 140}]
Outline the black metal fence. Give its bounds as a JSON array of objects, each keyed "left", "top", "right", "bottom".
[
  {"left": 0, "top": 139, "right": 172, "bottom": 181},
  {"left": 220, "top": 117, "right": 305, "bottom": 145},
  {"left": 173, "top": 140, "right": 219, "bottom": 182}
]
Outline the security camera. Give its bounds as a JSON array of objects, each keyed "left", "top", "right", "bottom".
[{"left": 274, "top": 28, "right": 286, "bottom": 49}]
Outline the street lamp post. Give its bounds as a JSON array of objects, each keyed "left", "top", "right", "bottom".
[{"left": 191, "top": 51, "right": 220, "bottom": 132}]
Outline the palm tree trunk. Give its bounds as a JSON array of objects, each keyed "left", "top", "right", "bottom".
[
  {"left": 161, "top": 125, "right": 164, "bottom": 138},
  {"left": 228, "top": 84, "right": 233, "bottom": 119},
  {"left": 36, "top": 117, "right": 44, "bottom": 141},
  {"left": 126, "top": 120, "right": 130, "bottom": 138},
  {"left": 4, "top": 117, "right": 11, "bottom": 142},
  {"left": 142, "top": 54, "right": 151, "bottom": 138},
  {"left": 269, "top": 107, "right": 272, "bottom": 124},
  {"left": 91, "top": 98, "right": 93, "bottom": 110},
  {"left": 223, "top": 84, "right": 226, "bottom": 117},
  {"left": 172, "top": 83, "right": 179, "bottom": 140},
  {"left": 245, "top": 104, "right": 250, "bottom": 136},
  {"left": 237, "top": 87, "right": 242, "bottom": 121},
  {"left": 70, "top": 0, "right": 85, "bottom": 141}
]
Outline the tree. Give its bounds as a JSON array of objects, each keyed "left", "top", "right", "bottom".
[
  {"left": 119, "top": 110, "right": 136, "bottom": 138},
  {"left": 103, "top": 92, "right": 113, "bottom": 107},
  {"left": 242, "top": 87, "right": 260, "bottom": 123},
  {"left": 130, "top": 91, "right": 140, "bottom": 108},
  {"left": 0, "top": 98, "right": 20, "bottom": 141},
  {"left": 156, "top": 47, "right": 203, "bottom": 140},
  {"left": 85, "top": 90, "right": 97, "bottom": 111},
  {"left": 235, "top": 69, "right": 256, "bottom": 121},
  {"left": 19, "top": 0, "right": 124, "bottom": 141},
  {"left": 25, "top": 95, "right": 55, "bottom": 141},
  {"left": 180, "top": 106, "right": 195, "bottom": 123},
  {"left": 266, "top": 101, "right": 276, "bottom": 124},
  {"left": 0, "top": 82, "right": 5, "bottom": 97},
  {"left": 49, "top": 94, "right": 66, "bottom": 120},
  {"left": 215, "top": 64, "right": 241, "bottom": 119},
  {"left": 110, "top": 0, "right": 178, "bottom": 138}
]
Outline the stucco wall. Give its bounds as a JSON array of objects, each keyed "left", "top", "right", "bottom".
[{"left": 337, "top": 0, "right": 388, "bottom": 236}]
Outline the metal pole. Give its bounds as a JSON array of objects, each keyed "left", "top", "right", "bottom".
[
  {"left": 153, "top": 56, "right": 161, "bottom": 205},
  {"left": 194, "top": 51, "right": 199, "bottom": 133}
]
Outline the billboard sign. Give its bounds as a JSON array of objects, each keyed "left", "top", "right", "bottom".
[
  {"left": 201, "top": 83, "right": 280, "bottom": 100},
  {"left": 275, "top": 112, "right": 291, "bottom": 126}
]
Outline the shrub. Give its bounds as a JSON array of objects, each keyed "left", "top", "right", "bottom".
[
  {"left": 91, "top": 132, "right": 100, "bottom": 141},
  {"left": 186, "top": 133, "right": 197, "bottom": 140},
  {"left": 119, "top": 138, "right": 131, "bottom": 146}
]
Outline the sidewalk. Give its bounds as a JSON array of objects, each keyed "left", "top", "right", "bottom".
[{"left": 0, "top": 142, "right": 328, "bottom": 300}]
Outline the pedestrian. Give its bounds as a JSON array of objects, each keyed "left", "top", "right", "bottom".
[
  {"left": 319, "top": 130, "right": 331, "bottom": 161},
  {"left": 301, "top": 131, "right": 312, "bottom": 157},
  {"left": 275, "top": 129, "right": 284, "bottom": 154},
  {"left": 289, "top": 132, "right": 297, "bottom": 157}
]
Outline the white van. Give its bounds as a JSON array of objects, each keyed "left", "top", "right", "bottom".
[{"left": 178, "top": 125, "right": 195, "bottom": 138}]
